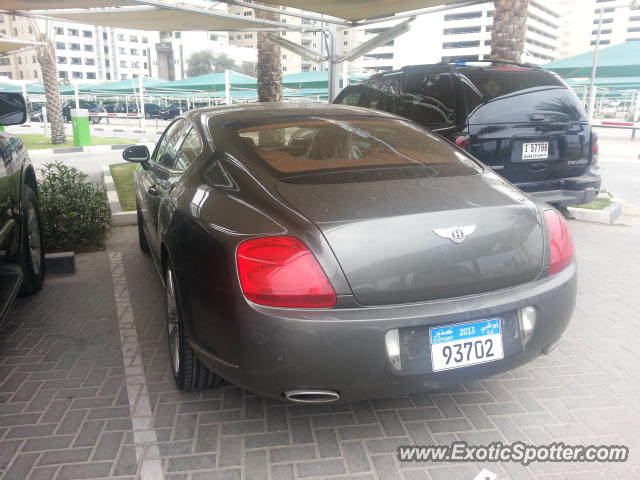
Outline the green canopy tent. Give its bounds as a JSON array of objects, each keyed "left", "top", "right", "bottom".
[
  {"left": 0, "top": 82, "right": 21, "bottom": 93},
  {"left": 79, "top": 77, "right": 166, "bottom": 95},
  {"left": 146, "top": 72, "right": 256, "bottom": 94},
  {"left": 543, "top": 42, "right": 640, "bottom": 79}
]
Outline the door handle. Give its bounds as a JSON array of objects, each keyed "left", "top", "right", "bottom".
[
  {"left": 528, "top": 163, "right": 546, "bottom": 172},
  {"left": 147, "top": 185, "right": 160, "bottom": 196}
]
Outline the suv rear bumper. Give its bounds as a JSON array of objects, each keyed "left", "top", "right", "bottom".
[{"left": 515, "top": 168, "right": 601, "bottom": 207}]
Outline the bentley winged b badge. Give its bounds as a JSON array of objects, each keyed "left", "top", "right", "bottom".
[{"left": 433, "top": 225, "right": 476, "bottom": 244}]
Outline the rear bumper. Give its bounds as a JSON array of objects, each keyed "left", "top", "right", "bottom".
[
  {"left": 515, "top": 168, "right": 601, "bottom": 207},
  {"left": 192, "top": 262, "right": 577, "bottom": 403}
]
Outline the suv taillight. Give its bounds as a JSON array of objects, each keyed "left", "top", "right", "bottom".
[
  {"left": 543, "top": 209, "right": 574, "bottom": 274},
  {"left": 591, "top": 130, "right": 599, "bottom": 165},
  {"left": 236, "top": 236, "right": 336, "bottom": 308},
  {"left": 452, "top": 134, "right": 470, "bottom": 150}
]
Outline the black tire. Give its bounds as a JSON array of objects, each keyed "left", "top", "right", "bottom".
[
  {"left": 18, "top": 185, "right": 45, "bottom": 296},
  {"left": 165, "top": 263, "right": 221, "bottom": 390},
  {"left": 145, "top": 112, "right": 151, "bottom": 119},
  {"left": 137, "top": 207, "right": 151, "bottom": 255},
  {"left": 90, "top": 116, "right": 101, "bottom": 124}
]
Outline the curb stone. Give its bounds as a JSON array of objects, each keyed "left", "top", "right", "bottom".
[
  {"left": 103, "top": 164, "right": 138, "bottom": 226},
  {"left": 568, "top": 195, "right": 622, "bottom": 225}
]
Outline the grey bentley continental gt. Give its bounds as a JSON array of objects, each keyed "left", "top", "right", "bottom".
[{"left": 123, "top": 104, "right": 576, "bottom": 403}]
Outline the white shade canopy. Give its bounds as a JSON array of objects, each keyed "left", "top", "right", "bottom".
[{"left": 3, "top": 0, "right": 477, "bottom": 28}]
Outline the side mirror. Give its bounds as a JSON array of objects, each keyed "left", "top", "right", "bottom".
[
  {"left": 122, "top": 145, "right": 150, "bottom": 163},
  {"left": 0, "top": 93, "right": 27, "bottom": 126}
]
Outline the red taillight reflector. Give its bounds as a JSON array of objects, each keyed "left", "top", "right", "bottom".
[
  {"left": 236, "top": 236, "right": 336, "bottom": 308},
  {"left": 592, "top": 130, "right": 599, "bottom": 158},
  {"left": 453, "top": 134, "right": 470, "bottom": 150},
  {"left": 544, "top": 209, "right": 574, "bottom": 274}
]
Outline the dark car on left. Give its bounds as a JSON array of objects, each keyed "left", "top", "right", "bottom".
[{"left": 0, "top": 93, "right": 45, "bottom": 327}]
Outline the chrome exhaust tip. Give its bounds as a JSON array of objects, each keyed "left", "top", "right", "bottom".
[
  {"left": 542, "top": 337, "right": 562, "bottom": 355},
  {"left": 284, "top": 389, "right": 340, "bottom": 403}
]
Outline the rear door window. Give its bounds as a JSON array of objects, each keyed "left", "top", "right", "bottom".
[
  {"left": 403, "top": 70, "right": 456, "bottom": 128},
  {"left": 362, "top": 77, "right": 402, "bottom": 114},
  {"left": 335, "top": 85, "right": 364, "bottom": 106}
]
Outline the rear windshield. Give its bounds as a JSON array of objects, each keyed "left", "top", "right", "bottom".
[{"left": 221, "top": 115, "right": 481, "bottom": 182}]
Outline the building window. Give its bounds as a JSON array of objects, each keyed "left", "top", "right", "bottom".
[
  {"left": 82, "top": 30, "right": 92, "bottom": 38},
  {"left": 106, "top": 73, "right": 111, "bottom": 80},
  {"left": 593, "top": 18, "right": 614, "bottom": 24},
  {"left": 84, "top": 44, "right": 94, "bottom": 52},
  {"left": 282, "top": 66, "right": 287, "bottom": 71},
  {"left": 627, "top": 37, "right": 640, "bottom": 41},
  {"left": 119, "top": 47, "right": 126, "bottom": 54},
  {"left": 131, "top": 49, "right": 139, "bottom": 55},
  {"left": 590, "top": 39, "right": 611, "bottom": 45},
  {"left": 243, "top": 11, "right": 252, "bottom": 16},
  {"left": 444, "top": 11, "right": 482, "bottom": 21},
  {"left": 142, "top": 36, "right": 148, "bottom": 43},
  {"left": 443, "top": 26, "right": 482, "bottom": 35},
  {"left": 67, "top": 28, "right": 79, "bottom": 36},
  {"left": 130, "top": 35, "right": 138, "bottom": 42},
  {"left": 103, "top": 32, "right": 108, "bottom": 40},
  {"left": 69, "top": 43, "right": 80, "bottom": 51},
  {"left": 33, "top": 70, "right": 38, "bottom": 78},
  {"left": 631, "top": 16, "right": 640, "bottom": 22},
  {"left": 118, "top": 34, "right": 125, "bottom": 41},
  {"left": 28, "top": 26, "right": 32, "bottom": 34},
  {"left": 85, "top": 58, "right": 95, "bottom": 66},
  {"left": 32, "top": 55, "right": 37, "bottom": 63},
  {"left": 19, "top": 71, "right": 24, "bottom": 79},
  {"left": 143, "top": 50, "right": 147, "bottom": 56},
  {"left": 57, "top": 56, "right": 67, "bottom": 64},
  {"left": 344, "top": 30, "right": 348, "bottom": 35},
  {"left": 55, "top": 27, "right": 64, "bottom": 35},
  {"left": 301, "top": 66, "right": 310, "bottom": 72},
  {"left": 628, "top": 26, "right": 640, "bottom": 32},
  {"left": 104, "top": 46, "right": 109, "bottom": 53},
  {"left": 72, "top": 71, "right": 83, "bottom": 79},
  {"left": 344, "top": 41, "right": 348, "bottom": 45},
  {"left": 442, "top": 41, "right": 481, "bottom": 49},
  {"left": 244, "top": 34, "right": 253, "bottom": 39},
  {"left": 143, "top": 62, "right": 148, "bottom": 69},
  {"left": 59, "top": 71, "right": 68, "bottom": 79},
  {"left": 591, "top": 29, "right": 612, "bottom": 35},
  {"left": 175, "top": 32, "right": 181, "bottom": 38},
  {"left": 71, "top": 57, "right": 82, "bottom": 65},
  {"left": 120, "top": 60, "right": 127, "bottom": 68},
  {"left": 56, "top": 42, "right": 66, "bottom": 50},
  {"left": 86, "top": 72, "right": 96, "bottom": 79},
  {"left": 0, "top": 58, "right": 10, "bottom": 66},
  {"left": 281, "top": 31, "right": 287, "bottom": 36},
  {"left": 17, "top": 57, "right": 22, "bottom": 65},
  {"left": 122, "top": 74, "right": 128, "bottom": 79},
  {"left": 209, "top": 34, "right": 218, "bottom": 41},
  {"left": 282, "top": 54, "right": 287, "bottom": 59}
]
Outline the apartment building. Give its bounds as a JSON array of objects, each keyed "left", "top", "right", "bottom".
[
  {"left": 558, "top": 0, "right": 640, "bottom": 58},
  {"left": 0, "top": 13, "right": 159, "bottom": 81}
]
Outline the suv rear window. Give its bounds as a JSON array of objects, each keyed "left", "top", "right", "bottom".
[
  {"left": 223, "top": 115, "right": 481, "bottom": 182},
  {"left": 459, "top": 69, "right": 588, "bottom": 123}
]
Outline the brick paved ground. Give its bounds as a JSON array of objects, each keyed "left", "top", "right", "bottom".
[{"left": 1, "top": 218, "right": 639, "bottom": 480}]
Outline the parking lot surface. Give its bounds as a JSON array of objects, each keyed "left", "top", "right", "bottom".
[{"left": 1, "top": 217, "right": 640, "bottom": 479}]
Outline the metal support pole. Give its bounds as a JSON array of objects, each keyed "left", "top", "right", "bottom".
[
  {"left": 225, "top": 69, "right": 231, "bottom": 105},
  {"left": 42, "top": 106, "right": 48, "bottom": 136},
  {"left": 21, "top": 84, "right": 28, "bottom": 121},
  {"left": 634, "top": 91, "right": 640, "bottom": 122},
  {"left": 139, "top": 75, "right": 146, "bottom": 132},
  {"left": 74, "top": 83, "right": 80, "bottom": 109},
  {"left": 588, "top": 8, "right": 603, "bottom": 121},
  {"left": 327, "top": 23, "right": 341, "bottom": 102}
]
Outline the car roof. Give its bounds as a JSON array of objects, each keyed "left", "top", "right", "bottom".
[
  {"left": 367, "top": 62, "right": 550, "bottom": 81},
  {"left": 186, "top": 103, "right": 400, "bottom": 123}
]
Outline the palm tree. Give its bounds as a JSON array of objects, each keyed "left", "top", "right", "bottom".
[
  {"left": 490, "top": 0, "right": 529, "bottom": 63},
  {"left": 30, "top": 19, "right": 66, "bottom": 144},
  {"left": 255, "top": 3, "right": 282, "bottom": 103}
]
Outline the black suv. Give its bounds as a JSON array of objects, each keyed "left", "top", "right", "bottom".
[
  {"left": 0, "top": 93, "right": 45, "bottom": 326},
  {"left": 335, "top": 62, "right": 601, "bottom": 207}
]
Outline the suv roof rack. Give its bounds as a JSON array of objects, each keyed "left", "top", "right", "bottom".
[{"left": 435, "top": 59, "right": 541, "bottom": 69}]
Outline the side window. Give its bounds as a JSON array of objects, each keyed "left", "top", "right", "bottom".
[
  {"left": 174, "top": 124, "right": 203, "bottom": 171},
  {"left": 335, "top": 86, "right": 364, "bottom": 106},
  {"left": 362, "top": 79, "right": 401, "bottom": 114},
  {"left": 403, "top": 71, "right": 455, "bottom": 128},
  {"left": 153, "top": 119, "right": 190, "bottom": 169}
]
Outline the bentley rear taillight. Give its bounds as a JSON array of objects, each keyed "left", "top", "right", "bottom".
[
  {"left": 236, "top": 236, "right": 336, "bottom": 308},
  {"left": 544, "top": 209, "right": 574, "bottom": 274}
]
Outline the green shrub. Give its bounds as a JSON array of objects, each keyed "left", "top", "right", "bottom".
[{"left": 39, "top": 162, "right": 111, "bottom": 252}]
